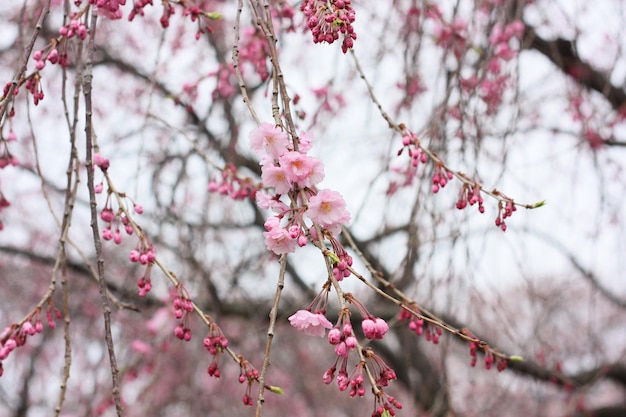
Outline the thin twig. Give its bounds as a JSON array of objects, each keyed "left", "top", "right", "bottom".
[{"left": 82, "top": 8, "right": 124, "bottom": 417}]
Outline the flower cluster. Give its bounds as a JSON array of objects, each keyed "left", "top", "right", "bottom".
[
  {"left": 456, "top": 181, "right": 485, "bottom": 213},
  {"left": 0, "top": 133, "right": 18, "bottom": 169},
  {"left": 250, "top": 123, "right": 351, "bottom": 255},
  {"left": 99, "top": 193, "right": 144, "bottom": 248},
  {"left": 469, "top": 342, "right": 507, "bottom": 371},
  {"left": 172, "top": 286, "right": 194, "bottom": 341},
  {"left": 327, "top": 318, "right": 357, "bottom": 358},
  {"left": 345, "top": 294, "right": 389, "bottom": 340},
  {"left": 137, "top": 263, "right": 153, "bottom": 297},
  {"left": 324, "top": 309, "right": 399, "bottom": 416},
  {"left": 0, "top": 304, "right": 60, "bottom": 377},
  {"left": 398, "top": 304, "right": 441, "bottom": 344},
  {"left": 322, "top": 310, "right": 357, "bottom": 389},
  {"left": 372, "top": 390, "right": 403, "bottom": 417},
  {"left": 88, "top": 0, "right": 126, "bottom": 20},
  {"left": 488, "top": 20, "right": 524, "bottom": 64},
  {"left": 431, "top": 163, "right": 453, "bottom": 194},
  {"left": 59, "top": 18, "right": 89, "bottom": 39},
  {"left": 207, "top": 163, "right": 258, "bottom": 200},
  {"left": 238, "top": 359, "right": 260, "bottom": 406},
  {"left": 33, "top": 45, "right": 65, "bottom": 72},
  {"left": 457, "top": 20, "right": 524, "bottom": 115},
  {"left": 94, "top": 165, "right": 159, "bottom": 294},
  {"left": 203, "top": 322, "right": 229, "bottom": 378},
  {"left": 398, "top": 305, "right": 424, "bottom": 335},
  {"left": 494, "top": 198, "right": 516, "bottom": 231},
  {"left": 23, "top": 73, "right": 45, "bottom": 105},
  {"left": 239, "top": 27, "right": 271, "bottom": 81},
  {"left": 300, "top": 0, "right": 357, "bottom": 53},
  {"left": 433, "top": 16, "right": 468, "bottom": 59},
  {"left": 394, "top": 128, "right": 524, "bottom": 231}
]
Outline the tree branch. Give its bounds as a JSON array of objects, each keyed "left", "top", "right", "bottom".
[{"left": 523, "top": 24, "right": 626, "bottom": 114}]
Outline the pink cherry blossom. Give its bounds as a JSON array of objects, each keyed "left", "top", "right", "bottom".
[
  {"left": 256, "top": 192, "right": 289, "bottom": 212},
  {"left": 263, "top": 224, "right": 296, "bottom": 254},
  {"left": 297, "top": 130, "right": 313, "bottom": 153},
  {"left": 306, "top": 189, "right": 351, "bottom": 228},
  {"left": 288, "top": 310, "right": 333, "bottom": 337},
  {"left": 279, "top": 151, "right": 324, "bottom": 188},
  {"left": 260, "top": 161, "right": 292, "bottom": 194},
  {"left": 249, "top": 122, "right": 289, "bottom": 159}
]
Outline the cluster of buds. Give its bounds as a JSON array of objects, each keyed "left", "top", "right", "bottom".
[
  {"left": 207, "top": 163, "right": 259, "bottom": 200},
  {"left": 331, "top": 249, "right": 353, "bottom": 281},
  {"left": 59, "top": 18, "right": 89, "bottom": 40},
  {"left": 494, "top": 199, "right": 516, "bottom": 231},
  {"left": 33, "top": 46, "right": 63, "bottom": 71},
  {"left": 75, "top": 0, "right": 125, "bottom": 20},
  {"left": 424, "top": 325, "right": 443, "bottom": 344},
  {"left": 344, "top": 294, "right": 389, "bottom": 341},
  {"left": 159, "top": 2, "right": 175, "bottom": 28},
  {"left": 395, "top": 127, "right": 525, "bottom": 231},
  {"left": 137, "top": 264, "right": 153, "bottom": 297},
  {"left": 238, "top": 359, "right": 260, "bottom": 406},
  {"left": 327, "top": 317, "right": 357, "bottom": 358},
  {"left": 399, "top": 131, "right": 428, "bottom": 167},
  {"left": 469, "top": 342, "right": 507, "bottom": 371},
  {"left": 128, "top": 0, "right": 153, "bottom": 21},
  {"left": 172, "top": 286, "right": 194, "bottom": 341},
  {"left": 456, "top": 182, "right": 485, "bottom": 213},
  {"left": 488, "top": 20, "right": 524, "bottom": 69},
  {"left": 203, "top": 322, "right": 229, "bottom": 378},
  {"left": 210, "top": 63, "right": 237, "bottom": 99},
  {"left": 390, "top": 130, "right": 428, "bottom": 195},
  {"left": 181, "top": 3, "right": 221, "bottom": 39},
  {"left": 0, "top": 304, "right": 60, "bottom": 377},
  {"left": 128, "top": 245, "right": 156, "bottom": 265},
  {"left": 364, "top": 348, "right": 397, "bottom": 388},
  {"left": 100, "top": 199, "right": 143, "bottom": 246},
  {"left": 288, "top": 286, "right": 398, "bottom": 412},
  {"left": 270, "top": 1, "right": 297, "bottom": 32},
  {"left": 300, "top": 0, "right": 357, "bottom": 53},
  {"left": 24, "top": 73, "right": 45, "bottom": 105},
  {"left": 431, "top": 10, "right": 468, "bottom": 60},
  {"left": 372, "top": 390, "right": 403, "bottom": 417},
  {"left": 431, "top": 163, "right": 453, "bottom": 194},
  {"left": 238, "top": 27, "right": 271, "bottom": 81},
  {"left": 398, "top": 305, "right": 441, "bottom": 344},
  {"left": 153, "top": 0, "right": 220, "bottom": 34},
  {"left": 398, "top": 306, "right": 424, "bottom": 335}
]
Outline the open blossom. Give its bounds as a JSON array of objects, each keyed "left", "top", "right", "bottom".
[
  {"left": 260, "top": 159, "right": 292, "bottom": 194},
  {"left": 288, "top": 310, "right": 333, "bottom": 337},
  {"left": 256, "top": 191, "right": 289, "bottom": 212},
  {"left": 307, "top": 189, "right": 351, "bottom": 228},
  {"left": 279, "top": 151, "right": 324, "bottom": 188},
  {"left": 263, "top": 216, "right": 296, "bottom": 254},
  {"left": 297, "top": 130, "right": 313, "bottom": 153},
  {"left": 249, "top": 123, "right": 289, "bottom": 159}
]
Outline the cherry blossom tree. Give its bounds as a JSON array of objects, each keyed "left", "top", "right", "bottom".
[{"left": 0, "top": 0, "right": 625, "bottom": 416}]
